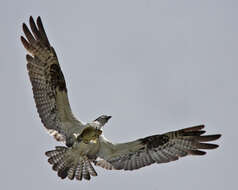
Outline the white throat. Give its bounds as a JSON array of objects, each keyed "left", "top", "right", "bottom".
[{"left": 93, "top": 120, "right": 104, "bottom": 129}]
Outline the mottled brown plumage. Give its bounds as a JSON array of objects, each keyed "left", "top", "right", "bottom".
[{"left": 22, "top": 16, "right": 221, "bottom": 181}]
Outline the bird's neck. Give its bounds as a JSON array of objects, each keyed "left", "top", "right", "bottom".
[{"left": 91, "top": 120, "right": 104, "bottom": 129}]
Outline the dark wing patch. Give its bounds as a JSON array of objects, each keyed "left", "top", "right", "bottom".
[
  {"left": 98, "top": 125, "right": 221, "bottom": 171},
  {"left": 21, "top": 16, "right": 83, "bottom": 141},
  {"left": 50, "top": 63, "right": 67, "bottom": 92},
  {"left": 141, "top": 134, "right": 169, "bottom": 149}
]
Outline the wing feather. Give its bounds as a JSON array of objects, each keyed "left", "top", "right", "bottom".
[
  {"left": 21, "top": 16, "right": 84, "bottom": 142},
  {"left": 97, "top": 125, "right": 221, "bottom": 171}
]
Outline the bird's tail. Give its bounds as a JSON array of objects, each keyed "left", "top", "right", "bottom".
[{"left": 45, "top": 146, "right": 97, "bottom": 180}]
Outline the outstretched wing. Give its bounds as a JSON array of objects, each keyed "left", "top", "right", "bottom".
[
  {"left": 21, "top": 16, "right": 84, "bottom": 142},
  {"left": 97, "top": 125, "right": 221, "bottom": 170}
]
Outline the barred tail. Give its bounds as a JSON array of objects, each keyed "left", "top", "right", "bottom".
[{"left": 45, "top": 146, "right": 97, "bottom": 181}]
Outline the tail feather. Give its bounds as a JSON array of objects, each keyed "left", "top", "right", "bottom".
[
  {"left": 56, "top": 159, "right": 67, "bottom": 170},
  {"left": 45, "top": 146, "right": 67, "bottom": 157},
  {"left": 82, "top": 161, "right": 90, "bottom": 180},
  {"left": 75, "top": 159, "right": 83, "bottom": 180},
  {"left": 45, "top": 146, "right": 98, "bottom": 181},
  {"left": 67, "top": 166, "right": 76, "bottom": 180},
  {"left": 48, "top": 153, "right": 65, "bottom": 165},
  {"left": 58, "top": 166, "right": 70, "bottom": 179},
  {"left": 45, "top": 150, "right": 61, "bottom": 157},
  {"left": 85, "top": 159, "right": 97, "bottom": 176}
]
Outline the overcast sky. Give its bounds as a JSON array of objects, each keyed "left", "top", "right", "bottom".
[{"left": 0, "top": 0, "right": 236, "bottom": 189}]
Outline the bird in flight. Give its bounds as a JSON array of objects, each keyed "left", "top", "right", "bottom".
[{"left": 21, "top": 16, "right": 221, "bottom": 181}]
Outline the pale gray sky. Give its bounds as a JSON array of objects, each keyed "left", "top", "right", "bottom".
[{"left": 0, "top": 0, "right": 236, "bottom": 189}]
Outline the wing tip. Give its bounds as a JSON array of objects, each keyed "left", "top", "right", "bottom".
[
  {"left": 37, "top": 16, "right": 42, "bottom": 23},
  {"left": 196, "top": 134, "right": 222, "bottom": 143},
  {"left": 197, "top": 143, "right": 219, "bottom": 150},
  {"left": 183, "top": 125, "right": 205, "bottom": 132},
  {"left": 22, "top": 22, "right": 27, "bottom": 30},
  {"left": 188, "top": 150, "right": 207, "bottom": 156},
  {"left": 20, "top": 36, "right": 30, "bottom": 49},
  {"left": 36, "top": 16, "right": 44, "bottom": 30},
  {"left": 214, "top": 134, "right": 222, "bottom": 140},
  {"left": 29, "top": 15, "right": 34, "bottom": 23}
]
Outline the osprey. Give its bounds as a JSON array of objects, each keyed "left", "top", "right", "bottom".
[{"left": 21, "top": 16, "right": 221, "bottom": 181}]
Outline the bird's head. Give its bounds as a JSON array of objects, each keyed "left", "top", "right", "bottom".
[{"left": 94, "top": 115, "right": 112, "bottom": 127}]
